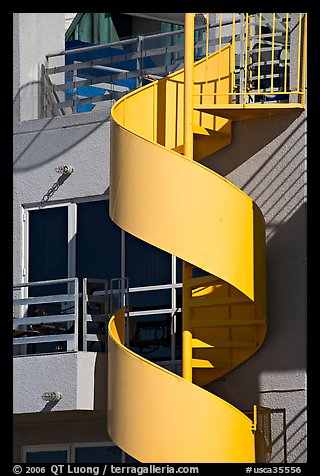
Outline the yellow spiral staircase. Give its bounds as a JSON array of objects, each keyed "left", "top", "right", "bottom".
[{"left": 107, "top": 13, "right": 306, "bottom": 463}]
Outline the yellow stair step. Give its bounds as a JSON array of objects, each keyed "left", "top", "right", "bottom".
[
  {"left": 192, "top": 338, "right": 214, "bottom": 349},
  {"left": 193, "top": 103, "right": 304, "bottom": 121},
  {"left": 192, "top": 358, "right": 214, "bottom": 369},
  {"left": 192, "top": 358, "right": 228, "bottom": 369}
]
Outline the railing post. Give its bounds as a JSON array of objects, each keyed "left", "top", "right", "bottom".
[
  {"left": 182, "top": 13, "right": 195, "bottom": 384},
  {"left": 183, "top": 13, "right": 194, "bottom": 160},
  {"left": 72, "top": 278, "right": 79, "bottom": 351},
  {"left": 239, "top": 13, "right": 245, "bottom": 104},
  {"left": 182, "top": 262, "right": 193, "bottom": 383},
  {"left": 82, "top": 278, "right": 88, "bottom": 352},
  {"left": 136, "top": 35, "right": 144, "bottom": 89},
  {"left": 72, "top": 61, "right": 78, "bottom": 113},
  {"left": 40, "top": 63, "right": 45, "bottom": 119}
]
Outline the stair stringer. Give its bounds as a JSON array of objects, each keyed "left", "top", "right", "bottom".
[
  {"left": 108, "top": 308, "right": 256, "bottom": 462},
  {"left": 108, "top": 48, "right": 267, "bottom": 462}
]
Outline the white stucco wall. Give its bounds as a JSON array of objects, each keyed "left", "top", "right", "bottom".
[
  {"left": 13, "top": 352, "right": 107, "bottom": 414},
  {"left": 204, "top": 107, "right": 307, "bottom": 463},
  {"left": 13, "top": 110, "right": 110, "bottom": 285},
  {"left": 14, "top": 13, "right": 65, "bottom": 122}
]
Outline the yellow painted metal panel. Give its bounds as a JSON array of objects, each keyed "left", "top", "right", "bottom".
[
  {"left": 108, "top": 310, "right": 255, "bottom": 463},
  {"left": 107, "top": 15, "right": 306, "bottom": 460},
  {"left": 110, "top": 120, "right": 255, "bottom": 300},
  {"left": 194, "top": 104, "right": 304, "bottom": 121}
]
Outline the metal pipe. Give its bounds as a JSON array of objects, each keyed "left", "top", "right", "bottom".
[
  {"left": 258, "top": 13, "right": 262, "bottom": 92},
  {"left": 271, "top": 13, "right": 275, "bottom": 93},
  {"left": 297, "top": 13, "right": 302, "bottom": 95},
  {"left": 284, "top": 13, "right": 289, "bottom": 93},
  {"left": 182, "top": 262, "right": 193, "bottom": 383},
  {"left": 182, "top": 13, "right": 194, "bottom": 383},
  {"left": 46, "top": 17, "right": 242, "bottom": 59},
  {"left": 183, "top": 13, "right": 194, "bottom": 160},
  {"left": 301, "top": 14, "right": 307, "bottom": 106}
]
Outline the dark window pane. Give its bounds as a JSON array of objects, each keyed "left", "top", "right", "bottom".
[
  {"left": 130, "top": 314, "right": 172, "bottom": 361},
  {"left": 176, "top": 257, "right": 182, "bottom": 283},
  {"left": 130, "top": 289, "right": 171, "bottom": 313},
  {"left": 125, "top": 453, "right": 140, "bottom": 463},
  {"left": 75, "top": 446, "right": 122, "bottom": 463},
  {"left": 26, "top": 451, "right": 67, "bottom": 463},
  {"left": 77, "top": 200, "right": 121, "bottom": 283},
  {"left": 29, "top": 207, "right": 68, "bottom": 294},
  {"left": 126, "top": 234, "right": 171, "bottom": 287},
  {"left": 175, "top": 311, "right": 182, "bottom": 359}
]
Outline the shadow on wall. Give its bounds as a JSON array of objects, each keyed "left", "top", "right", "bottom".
[
  {"left": 93, "top": 352, "right": 108, "bottom": 411},
  {"left": 206, "top": 202, "right": 307, "bottom": 462},
  {"left": 202, "top": 106, "right": 307, "bottom": 463},
  {"left": 269, "top": 406, "right": 307, "bottom": 463},
  {"left": 13, "top": 81, "right": 109, "bottom": 173},
  {"left": 201, "top": 110, "right": 304, "bottom": 178}
]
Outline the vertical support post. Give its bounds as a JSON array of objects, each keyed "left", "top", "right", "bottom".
[
  {"left": 183, "top": 13, "right": 194, "bottom": 160},
  {"left": 136, "top": 36, "right": 143, "bottom": 89},
  {"left": 40, "top": 63, "right": 45, "bottom": 119},
  {"left": 73, "top": 277, "right": 79, "bottom": 352},
  {"left": 301, "top": 13, "right": 307, "bottom": 108},
  {"left": 171, "top": 255, "right": 177, "bottom": 369},
  {"left": 239, "top": 13, "right": 245, "bottom": 104},
  {"left": 182, "top": 261, "right": 193, "bottom": 382},
  {"left": 72, "top": 61, "right": 77, "bottom": 114},
  {"left": 82, "top": 278, "right": 88, "bottom": 352},
  {"left": 182, "top": 13, "right": 195, "bottom": 383}
]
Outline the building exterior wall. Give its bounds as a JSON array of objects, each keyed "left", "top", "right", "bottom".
[
  {"left": 13, "top": 111, "right": 110, "bottom": 285},
  {"left": 12, "top": 12, "right": 307, "bottom": 464},
  {"left": 14, "top": 13, "right": 65, "bottom": 122},
  {"left": 13, "top": 352, "right": 107, "bottom": 414},
  {"left": 203, "top": 106, "right": 307, "bottom": 462},
  {"left": 13, "top": 411, "right": 110, "bottom": 463}
]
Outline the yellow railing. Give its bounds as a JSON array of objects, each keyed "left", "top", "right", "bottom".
[
  {"left": 107, "top": 12, "right": 306, "bottom": 462},
  {"left": 195, "top": 13, "right": 307, "bottom": 106}
]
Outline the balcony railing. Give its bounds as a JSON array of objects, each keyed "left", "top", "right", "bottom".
[
  {"left": 13, "top": 277, "right": 129, "bottom": 355},
  {"left": 42, "top": 13, "right": 307, "bottom": 117}
]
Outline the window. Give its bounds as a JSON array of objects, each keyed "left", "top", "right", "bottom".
[
  {"left": 126, "top": 233, "right": 171, "bottom": 287},
  {"left": 21, "top": 198, "right": 183, "bottom": 369},
  {"left": 75, "top": 445, "right": 122, "bottom": 463},
  {"left": 76, "top": 200, "right": 121, "bottom": 284},
  {"left": 22, "top": 443, "right": 138, "bottom": 463},
  {"left": 23, "top": 446, "right": 69, "bottom": 463},
  {"left": 24, "top": 199, "right": 121, "bottom": 292}
]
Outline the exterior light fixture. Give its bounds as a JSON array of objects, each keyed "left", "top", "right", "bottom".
[
  {"left": 55, "top": 165, "right": 74, "bottom": 174},
  {"left": 42, "top": 391, "right": 62, "bottom": 402}
]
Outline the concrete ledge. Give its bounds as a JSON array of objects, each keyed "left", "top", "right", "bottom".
[{"left": 13, "top": 352, "right": 107, "bottom": 414}]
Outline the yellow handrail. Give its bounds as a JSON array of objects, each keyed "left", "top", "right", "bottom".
[{"left": 108, "top": 12, "right": 306, "bottom": 463}]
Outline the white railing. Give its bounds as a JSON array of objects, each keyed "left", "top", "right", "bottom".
[
  {"left": 42, "top": 13, "right": 306, "bottom": 117},
  {"left": 13, "top": 278, "right": 79, "bottom": 353},
  {"left": 42, "top": 16, "right": 241, "bottom": 116},
  {"left": 13, "top": 277, "right": 129, "bottom": 355}
]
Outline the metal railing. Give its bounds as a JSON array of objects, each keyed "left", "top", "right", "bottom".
[
  {"left": 193, "top": 13, "right": 307, "bottom": 106},
  {"left": 13, "top": 278, "right": 79, "bottom": 353},
  {"left": 42, "top": 16, "right": 239, "bottom": 116},
  {"left": 82, "top": 277, "right": 108, "bottom": 352},
  {"left": 42, "top": 29, "right": 186, "bottom": 116},
  {"left": 13, "top": 277, "right": 130, "bottom": 356},
  {"left": 245, "top": 406, "right": 272, "bottom": 463},
  {"left": 42, "top": 13, "right": 306, "bottom": 117}
]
